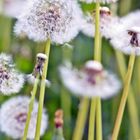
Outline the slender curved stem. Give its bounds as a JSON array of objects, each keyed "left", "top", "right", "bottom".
[
  {"left": 111, "top": 53, "right": 135, "bottom": 140},
  {"left": 73, "top": 98, "right": 89, "bottom": 140},
  {"left": 35, "top": 39, "right": 51, "bottom": 140},
  {"left": 115, "top": 51, "right": 140, "bottom": 139},
  {"left": 22, "top": 75, "right": 39, "bottom": 140}
]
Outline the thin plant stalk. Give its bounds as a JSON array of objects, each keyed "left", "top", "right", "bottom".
[
  {"left": 111, "top": 52, "right": 135, "bottom": 140},
  {"left": 35, "top": 39, "right": 51, "bottom": 140},
  {"left": 88, "top": 99, "right": 96, "bottom": 140},
  {"left": 3, "top": 18, "right": 12, "bottom": 52},
  {"left": 73, "top": 98, "right": 89, "bottom": 140},
  {"left": 22, "top": 75, "right": 39, "bottom": 140},
  {"left": 114, "top": 0, "right": 139, "bottom": 139},
  {"left": 61, "top": 87, "right": 71, "bottom": 139},
  {"left": 88, "top": 1, "right": 102, "bottom": 140},
  {"left": 96, "top": 97, "right": 102, "bottom": 140},
  {"left": 115, "top": 51, "right": 140, "bottom": 139},
  {"left": 61, "top": 46, "right": 72, "bottom": 139}
]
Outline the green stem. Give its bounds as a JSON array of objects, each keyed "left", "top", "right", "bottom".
[
  {"left": 3, "top": 18, "right": 12, "bottom": 52},
  {"left": 111, "top": 53, "right": 135, "bottom": 140},
  {"left": 96, "top": 98, "right": 102, "bottom": 140},
  {"left": 35, "top": 39, "right": 51, "bottom": 140},
  {"left": 73, "top": 98, "right": 89, "bottom": 140},
  {"left": 88, "top": 99, "right": 96, "bottom": 140},
  {"left": 88, "top": 1, "right": 102, "bottom": 140},
  {"left": 61, "top": 87, "right": 71, "bottom": 139},
  {"left": 0, "top": 0, "right": 3, "bottom": 13},
  {"left": 52, "top": 127, "right": 64, "bottom": 140},
  {"left": 22, "top": 75, "right": 39, "bottom": 140},
  {"left": 94, "top": 2, "right": 101, "bottom": 62},
  {"left": 115, "top": 51, "right": 140, "bottom": 139},
  {"left": 119, "top": 0, "right": 132, "bottom": 16}
]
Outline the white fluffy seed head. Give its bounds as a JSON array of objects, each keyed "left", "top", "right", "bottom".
[
  {"left": 14, "top": 0, "right": 83, "bottom": 44},
  {"left": 0, "top": 53, "right": 24, "bottom": 95},
  {"left": 80, "top": 0, "right": 118, "bottom": 4},
  {"left": 81, "top": 7, "right": 114, "bottom": 38},
  {"left": 108, "top": 11, "right": 140, "bottom": 55},
  {"left": 1, "top": 0, "right": 27, "bottom": 18},
  {"left": 110, "top": 26, "right": 140, "bottom": 55},
  {"left": 59, "top": 61, "right": 121, "bottom": 99},
  {"left": 0, "top": 96, "right": 48, "bottom": 139}
]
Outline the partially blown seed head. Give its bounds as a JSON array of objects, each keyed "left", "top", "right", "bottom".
[{"left": 59, "top": 61, "right": 121, "bottom": 99}]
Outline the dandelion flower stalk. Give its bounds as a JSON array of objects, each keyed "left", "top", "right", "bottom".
[
  {"left": 73, "top": 98, "right": 89, "bottom": 140},
  {"left": 3, "top": 18, "right": 12, "bottom": 52},
  {"left": 61, "top": 88, "right": 71, "bottom": 139},
  {"left": 115, "top": 51, "right": 140, "bottom": 139},
  {"left": 112, "top": 52, "right": 135, "bottom": 140},
  {"left": 88, "top": 99, "right": 96, "bottom": 140},
  {"left": 88, "top": 1, "right": 102, "bottom": 140},
  {"left": 35, "top": 39, "right": 51, "bottom": 140},
  {"left": 22, "top": 75, "right": 39, "bottom": 140}
]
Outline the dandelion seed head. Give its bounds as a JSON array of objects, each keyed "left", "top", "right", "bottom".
[
  {"left": 15, "top": 0, "right": 83, "bottom": 44},
  {"left": 0, "top": 96, "right": 48, "bottom": 139},
  {"left": 2, "top": 0, "right": 27, "bottom": 18},
  {"left": 0, "top": 53, "right": 24, "bottom": 95},
  {"left": 81, "top": 7, "right": 114, "bottom": 38},
  {"left": 110, "top": 26, "right": 140, "bottom": 55},
  {"left": 80, "top": 0, "right": 118, "bottom": 4},
  {"left": 59, "top": 61, "right": 121, "bottom": 99}
]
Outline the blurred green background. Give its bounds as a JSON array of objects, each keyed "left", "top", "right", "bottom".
[{"left": 0, "top": 0, "right": 140, "bottom": 140}]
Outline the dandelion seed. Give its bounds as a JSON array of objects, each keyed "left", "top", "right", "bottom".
[
  {"left": 14, "top": 0, "right": 83, "bottom": 44},
  {"left": 0, "top": 96, "right": 48, "bottom": 139},
  {"left": 0, "top": 53, "right": 24, "bottom": 95},
  {"left": 1, "top": 0, "right": 27, "bottom": 18},
  {"left": 59, "top": 60, "right": 121, "bottom": 99}
]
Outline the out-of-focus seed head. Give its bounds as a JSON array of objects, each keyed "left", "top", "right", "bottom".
[
  {"left": 0, "top": 96, "right": 48, "bottom": 139},
  {"left": 0, "top": 53, "right": 24, "bottom": 95},
  {"left": 1, "top": 0, "right": 27, "bottom": 18},
  {"left": 59, "top": 61, "right": 121, "bottom": 99},
  {"left": 81, "top": 7, "right": 114, "bottom": 38},
  {"left": 111, "top": 26, "right": 140, "bottom": 55}
]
